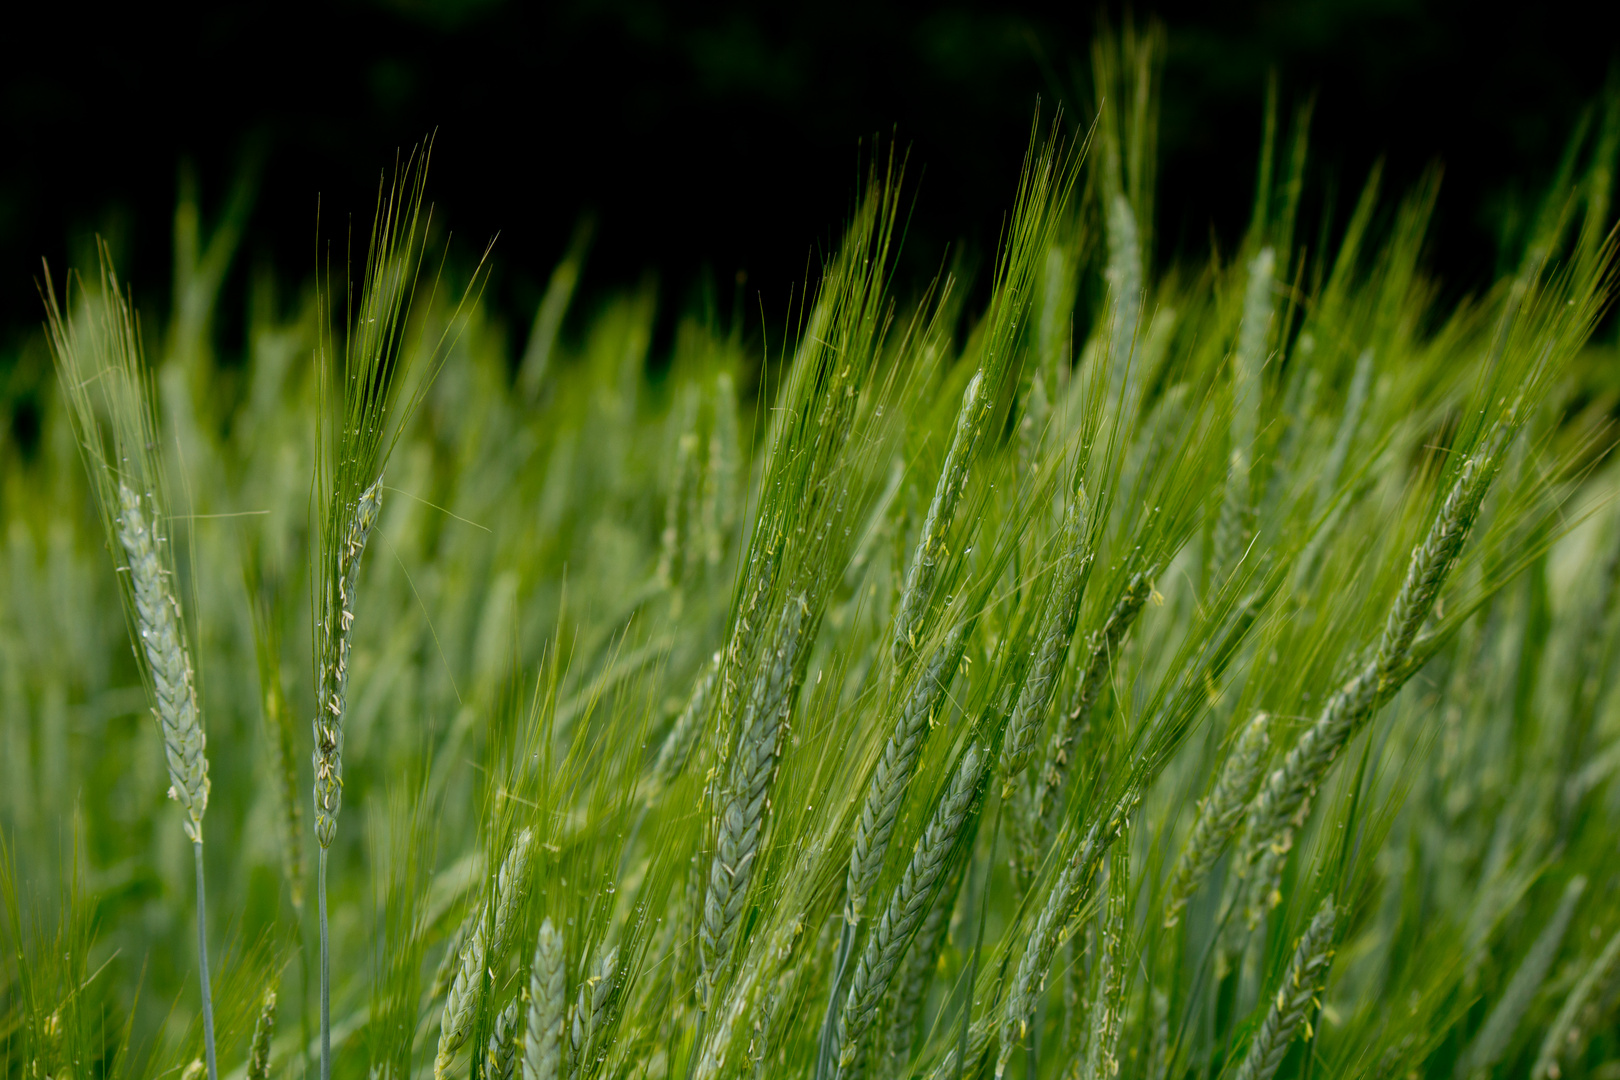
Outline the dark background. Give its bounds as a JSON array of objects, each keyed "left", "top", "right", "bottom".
[{"left": 4, "top": 0, "right": 1617, "bottom": 384}]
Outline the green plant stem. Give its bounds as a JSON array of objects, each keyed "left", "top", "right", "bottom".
[
  {"left": 320, "top": 846, "right": 331, "bottom": 1080},
  {"left": 195, "top": 840, "right": 218, "bottom": 1080}
]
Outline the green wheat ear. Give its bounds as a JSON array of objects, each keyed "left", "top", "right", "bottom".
[
  {"left": 44, "top": 250, "right": 222, "bottom": 1080},
  {"left": 525, "top": 918, "right": 567, "bottom": 1080},
  {"left": 1233, "top": 897, "right": 1336, "bottom": 1080}
]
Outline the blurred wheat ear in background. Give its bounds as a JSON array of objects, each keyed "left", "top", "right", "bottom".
[{"left": 7, "top": 22, "right": 1620, "bottom": 1080}]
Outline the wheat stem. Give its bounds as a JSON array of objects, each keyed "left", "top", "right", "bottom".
[
  {"left": 318, "top": 848, "right": 330, "bottom": 1080},
  {"left": 193, "top": 842, "right": 217, "bottom": 1080}
]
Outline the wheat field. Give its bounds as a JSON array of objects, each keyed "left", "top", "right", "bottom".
[{"left": 5, "top": 29, "right": 1620, "bottom": 1080}]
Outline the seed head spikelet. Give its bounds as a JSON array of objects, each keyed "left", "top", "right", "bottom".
[
  {"left": 43, "top": 253, "right": 222, "bottom": 1080},
  {"left": 247, "top": 567, "right": 306, "bottom": 910},
  {"left": 1239, "top": 431, "right": 1508, "bottom": 921},
  {"left": 1001, "top": 491, "right": 1092, "bottom": 790},
  {"left": 313, "top": 477, "right": 381, "bottom": 849},
  {"left": 310, "top": 144, "right": 481, "bottom": 1080},
  {"left": 246, "top": 990, "right": 276, "bottom": 1080},
  {"left": 1213, "top": 247, "right": 1275, "bottom": 582},
  {"left": 998, "top": 791, "right": 1136, "bottom": 1078},
  {"left": 525, "top": 918, "right": 567, "bottom": 1080},
  {"left": 701, "top": 593, "right": 808, "bottom": 988},
  {"left": 834, "top": 744, "right": 984, "bottom": 1074},
  {"left": 848, "top": 620, "right": 970, "bottom": 923},
  {"left": 1104, "top": 193, "right": 1143, "bottom": 408},
  {"left": 437, "top": 829, "right": 535, "bottom": 1077},
  {"left": 649, "top": 651, "right": 720, "bottom": 802},
  {"left": 1079, "top": 846, "right": 1129, "bottom": 1080},
  {"left": 1022, "top": 569, "right": 1155, "bottom": 874},
  {"left": 433, "top": 909, "right": 476, "bottom": 1001},
  {"left": 1232, "top": 897, "right": 1336, "bottom": 1080},
  {"left": 1164, "top": 712, "right": 1271, "bottom": 928},
  {"left": 488, "top": 999, "right": 520, "bottom": 1080},
  {"left": 892, "top": 373, "right": 988, "bottom": 670},
  {"left": 570, "top": 944, "right": 621, "bottom": 1079},
  {"left": 883, "top": 858, "right": 967, "bottom": 1073},
  {"left": 116, "top": 482, "right": 210, "bottom": 841}
]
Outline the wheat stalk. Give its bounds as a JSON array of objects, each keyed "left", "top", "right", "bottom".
[
  {"left": 818, "top": 620, "right": 970, "bottom": 1077},
  {"left": 1019, "top": 569, "right": 1154, "bottom": 881},
  {"left": 649, "top": 651, "right": 720, "bottom": 802},
  {"left": 247, "top": 570, "right": 305, "bottom": 911},
  {"left": 834, "top": 744, "right": 985, "bottom": 1076},
  {"left": 313, "top": 478, "right": 382, "bottom": 849},
  {"left": 1232, "top": 897, "right": 1336, "bottom": 1080},
  {"left": 849, "top": 621, "right": 970, "bottom": 921},
  {"left": 1104, "top": 193, "right": 1143, "bottom": 408},
  {"left": 1239, "top": 436, "right": 1504, "bottom": 927},
  {"left": 881, "top": 858, "right": 967, "bottom": 1077}
]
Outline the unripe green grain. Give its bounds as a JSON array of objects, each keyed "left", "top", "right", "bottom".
[
  {"left": 525, "top": 918, "right": 567, "bottom": 1080},
  {"left": 1232, "top": 898, "right": 1336, "bottom": 1080},
  {"left": 1164, "top": 712, "right": 1271, "bottom": 929},
  {"left": 701, "top": 593, "right": 808, "bottom": 988},
  {"left": 314, "top": 478, "right": 382, "bottom": 850},
  {"left": 998, "top": 792, "right": 1136, "bottom": 1079},
  {"left": 116, "top": 482, "right": 209, "bottom": 842},
  {"left": 893, "top": 372, "right": 988, "bottom": 671},
  {"left": 1001, "top": 494, "right": 1092, "bottom": 790},
  {"left": 246, "top": 990, "right": 276, "bottom": 1080},
  {"left": 835, "top": 745, "right": 985, "bottom": 1075},
  {"left": 488, "top": 999, "right": 521, "bottom": 1080}
]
